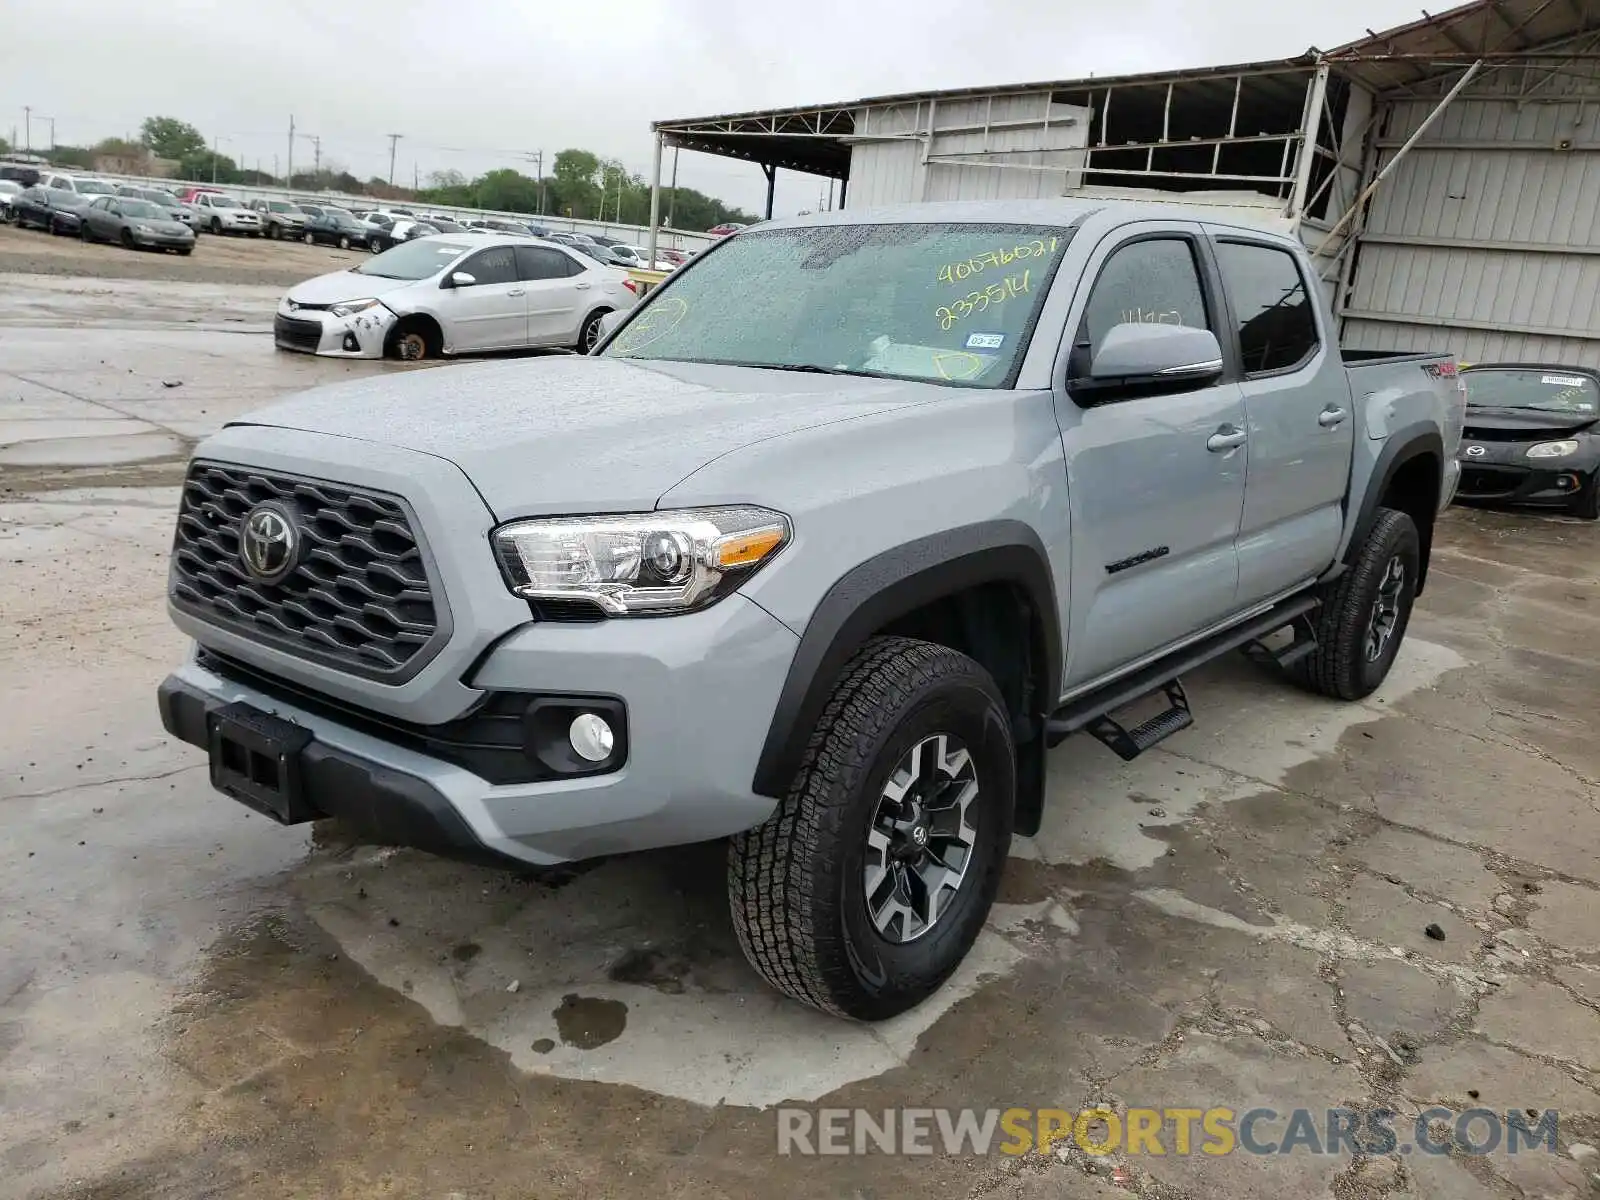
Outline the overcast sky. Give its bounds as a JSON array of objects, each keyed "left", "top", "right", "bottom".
[{"left": 6, "top": 0, "right": 1433, "bottom": 217}]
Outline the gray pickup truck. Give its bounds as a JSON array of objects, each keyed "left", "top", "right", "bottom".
[{"left": 157, "top": 199, "right": 1464, "bottom": 1020}]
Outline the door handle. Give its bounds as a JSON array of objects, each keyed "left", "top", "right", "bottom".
[
  {"left": 575, "top": 281, "right": 592, "bottom": 290},
  {"left": 507, "top": 288, "right": 526, "bottom": 297},
  {"left": 1206, "top": 425, "right": 1248, "bottom": 452},
  {"left": 1318, "top": 406, "right": 1349, "bottom": 428}
]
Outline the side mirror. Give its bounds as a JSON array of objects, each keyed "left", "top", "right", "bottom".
[
  {"left": 597, "top": 310, "right": 624, "bottom": 342},
  {"left": 448, "top": 271, "right": 477, "bottom": 288},
  {"left": 1080, "top": 323, "right": 1224, "bottom": 398}
]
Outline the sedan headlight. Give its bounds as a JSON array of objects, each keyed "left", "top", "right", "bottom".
[
  {"left": 493, "top": 507, "right": 791, "bottom": 615},
  {"left": 1527, "top": 440, "right": 1579, "bottom": 459},
  {"left": 330, "top": 298, "right": 382, "bottom": 318},
  {"left": 133, "top": 224, "right": 154, "bottom": 235}
]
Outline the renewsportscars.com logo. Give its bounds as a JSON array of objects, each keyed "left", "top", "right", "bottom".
[{"left": 776, "top": 1106, "right": 1561, "bottom": 1158}]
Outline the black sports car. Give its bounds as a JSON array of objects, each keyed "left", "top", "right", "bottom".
[{"left": 1456, "top": 363, "right": 1600, "bottom": 519}]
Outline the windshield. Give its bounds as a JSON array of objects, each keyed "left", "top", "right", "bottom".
[
  {"left": 77, "top": 180, "right": 115, "bottom": 195},
  {"left": 119, "top": 200, "right": 166, "bottom": 219},
  {"left": 1464, "top": 368, "right": 1598, "bottom": 415},
  {"left": 356, "top": 238, "right": 471, "bottom": 280},
  {"left": 603, "top": 222, "right": 1071, "bottom": 387},
  {"left": 212, "top": 195, "right": 243, "bottom": 208},
  {"left": 0, "top": 181, "right": 19, "bottom": 194},
  {"left": 269, "top": 202, "right": 301, "bottom": 213}
]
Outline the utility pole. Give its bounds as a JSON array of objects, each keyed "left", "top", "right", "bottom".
[
  {"left": 413, "top": 162, "right": 418, "bottom": 191},
  {"left": 311, "top": 135, "right": 320, "bottom": 176},
  {"left": 211, "top": 132, "right": 219, "bottom": 183},
  {"left": 22, "top": 106, "right": 30, "bottom": 153},
  {"left": 287, "top": 115, "right": 295, "bottom": 186},
  {"left": 386, "top": 133, "right": 402, "bottom": 186}
]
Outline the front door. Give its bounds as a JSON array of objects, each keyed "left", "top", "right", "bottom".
[
  {"left": 514, "top": 245, "right": 587, "bottom": 346},
  {"left": 441, "top": 245, "right": 526, "bottom": 351},
  {"left": 1055, "top": 225, "right": 1249, "bottom": 689},
  {"left": 1208, "top": 233, "right": 1355, "bottom": 604}
]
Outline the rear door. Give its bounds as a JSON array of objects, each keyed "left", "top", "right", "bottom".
[
  {"left": 514, "top": 245, "right": 588, "bottom": 345},
  {"left": 441, "top": 245, "right": 525, "bottom": 350},
  {"left": 1208, "top": 233, "right": 1355, "bottom": 605},
  {"left": 1054, "top": 222, "right": 1249, "bottom": 688}
]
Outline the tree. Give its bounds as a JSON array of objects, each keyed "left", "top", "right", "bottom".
[
  {"left": 476, "top": 168, "right": 541, "bottom": 213},
  {"left": 0, "top": 136, "right": 9, "bottom": 155},
  {"left": 48, "top": 146, "right": 96, "bottom": 170},
  {"left": 139, "top": 116, "right": 207, "bottom": 161},
  {"left": 179, "top": 149, "right": 240, "bottom": 185},
  {"left": 428, "top": 168, "right": 466, "bottom": 189}
]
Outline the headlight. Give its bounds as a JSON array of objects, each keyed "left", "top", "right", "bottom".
[
  {"left": 330, "top": 298, "right": 382, "bottom": 317},
  {"left": 133, "top": 224, "right": 153, "bottom": 235},
  {"left": 492, "top": 506, "right": 791, "bottom": 615},
  {"left": 1527, "top": 440, "right": 1579, "bottom": 459}
]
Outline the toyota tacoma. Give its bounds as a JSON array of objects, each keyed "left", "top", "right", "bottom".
[{"left": 157, "top": 199, "right": 1464, "bottom": 1019}]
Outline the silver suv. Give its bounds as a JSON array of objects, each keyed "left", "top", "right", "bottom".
[
  {"left": 249, "top": 199, "right": 309, "bottom": 239},
  {"left": 157, "top": 198, "right": 1462, "bottom": 1020}
]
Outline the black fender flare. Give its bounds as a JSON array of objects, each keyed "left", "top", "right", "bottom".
[
  {"left": 751, "top": 520, "right": 1062, "bottom": 799},
  {"left": 1345, "top": 424, "right": 1443, "bottom": 592}
]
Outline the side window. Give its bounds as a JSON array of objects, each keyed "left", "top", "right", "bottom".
[
  {"left": 515, "top": 245, "right": 579, "bottom": 281},
  {"left": 460, "top": 246, "right": 518, "bottom": 286},
  {"left": 1081, "top": 238, "right": 1210, "bottom": 357},
  {"left": 1214, "top": 241, "right": 1320, "bottom": 375}
]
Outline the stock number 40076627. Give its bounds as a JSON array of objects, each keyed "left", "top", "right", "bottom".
[{"left": 936, "top": 270, "right": 1031, "bottom": 331}]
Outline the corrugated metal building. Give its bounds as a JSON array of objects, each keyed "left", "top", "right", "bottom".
[{"left": 647, "top": 0, "right": 1600, "bottom": 367}]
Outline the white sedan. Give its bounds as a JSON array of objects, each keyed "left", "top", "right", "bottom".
[{"left": 273, "top": 234, "right": 641, "bottom": 360}]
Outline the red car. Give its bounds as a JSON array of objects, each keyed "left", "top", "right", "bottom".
[
  {"left": 706, "top": 222, "right": 747, "bottom": 237},
  {"left": 176, "top": 186, "right": 224, "bottom": 204}
]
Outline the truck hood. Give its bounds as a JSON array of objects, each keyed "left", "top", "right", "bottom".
[
  {"left": 225, "top": 355, "right": 938, "bottom": 517},
  {"left": 286, "top": 270, "right": 421, "bottom": 306}
]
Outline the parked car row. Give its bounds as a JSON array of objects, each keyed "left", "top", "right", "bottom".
[{"left": 4, "top": 182, "right": 196, "bottom": 254}]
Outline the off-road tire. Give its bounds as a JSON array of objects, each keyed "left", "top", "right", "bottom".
[
  {"left": 728, "top": 636, "right": 1015, "bottom": 1020},
  {"left": 1291, "top": 507, "right": 1420, "bottom": 701}
]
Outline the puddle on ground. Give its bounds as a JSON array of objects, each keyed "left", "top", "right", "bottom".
[{"left": 553, "top": 993, "right": 629, "bottom": 1049}]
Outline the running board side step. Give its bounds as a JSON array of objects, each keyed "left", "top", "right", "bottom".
[
  {"left": 1083, "top": 679, "right": 1192, "bottom": 761},
  {"left": 1045, "top": 594, "right": 1321, "bottom": 757}
]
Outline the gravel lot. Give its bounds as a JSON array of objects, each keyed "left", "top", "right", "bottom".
[
  {"left": 1, "top": 268, "right": 1597, "bottom": 1200},
  {"left": 0, "top": 220, "right": 369, "bottom": 287}
]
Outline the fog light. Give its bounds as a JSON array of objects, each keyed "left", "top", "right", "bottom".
[
  {"left": 342, "top": 333, "right": 360, "bottom": 352},
  {"left": 1557, "top": 474, "right": 1579, "bottom": 491},
  {"left": 569, "top": 713, "right": 614, "bottom": 762}
]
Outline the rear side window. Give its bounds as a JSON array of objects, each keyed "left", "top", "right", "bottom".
[
  {"left": 1215, "top": 241, "right": 1320, "bottom": 374},
  {"left": 516, "top": 245, "right": 581, "bottom": 279},
  {"left": 1081, "top": 238, "right": 1211, "bottom": 356},
  {"left": 461, "top": 246, "right": 518, "bottom": 285}
]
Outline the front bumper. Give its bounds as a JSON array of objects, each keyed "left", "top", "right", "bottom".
[
  {"left": 158, "top": 594, "right": 798, "bottom": 866},
  {"left": 1455, "top": 441, "right": 1597, "bottom": 507},
  {"left": 133, "top": 231, "right": 195, "bottom": 250},
  {"left": 274, "top": 303, "right": 397, "bottom": 357}
]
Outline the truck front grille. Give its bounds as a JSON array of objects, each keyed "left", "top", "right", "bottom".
[{"left": 171, "top": 461, "right": 446, "bottom": 681}]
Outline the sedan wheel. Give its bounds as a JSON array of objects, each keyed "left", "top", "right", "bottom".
[
  {"left": 338, "top": 235, "right": 351, "bottom": 250},
  {"left": 303, "top": 232, "right": 315, "bottom": 245}
]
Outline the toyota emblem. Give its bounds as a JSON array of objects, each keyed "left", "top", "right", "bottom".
[
  {"left": 1465, "top": 445, "right": 1487, "bottom": 457},
  {"left": 239, "top": 502, "right": 300, "bottom": 584}
]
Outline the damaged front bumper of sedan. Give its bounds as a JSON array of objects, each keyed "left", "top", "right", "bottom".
[{"left": 273, "top": 297, "right": 397, "bottom": 358}]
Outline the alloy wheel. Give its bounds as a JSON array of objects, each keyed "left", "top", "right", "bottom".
[
  {"left": 864, "top": 733, "right": 979, "bottom": 943},
  {"left": 1365, "top": 555, "right": 1406, "bottom": 662}
]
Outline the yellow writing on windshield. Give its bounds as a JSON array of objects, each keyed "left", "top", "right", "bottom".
[
  {"left": 932, "top": 352, "right": 986, "bottom": 381},
  {"left": 611, "top": 296, "right": 688, "bottom": 354},
  {"left": 937, "top": 238, "right": 1058, "bottom": 285},
  {"left": 936, "top": 270, "right": 1031, "bottom": 331}
]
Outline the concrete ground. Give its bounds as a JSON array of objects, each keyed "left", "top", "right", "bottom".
[{"left": 1, "top": 272, "right": 1597, "bottom": 1200}]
